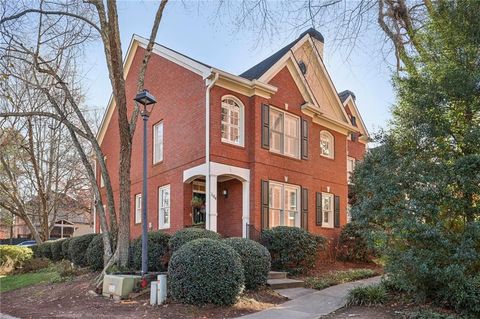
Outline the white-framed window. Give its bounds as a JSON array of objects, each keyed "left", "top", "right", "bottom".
[
  {"left": 347, "top": 156, "right": 355, "bottom": 183},
  {"left": 320, "top": 130, "right": 334, "bottom": 159},
  {"left": 134, "top": 194, "right": 142, "bottom": 224},
  {"left": 153, "top": 122, "right": 164, "bottom": 164},
  {"left": 269, "top": 107, "right": 300, "bottom": 158},
  {"left": 100, "top": 156, "right": 106, "bottom": 188},
  {"left": 322, "top": 192, "right": 334, "bottom": 228},
  {"left": 221, "top": 96, "right": 244, "bottom": 146},
  {"left": 347, "top": 204, "right": 352, "bottom": 223},
  {"left": 158, "top": 185, "right": 170, "bottom": 229},
  {"left": 269, "top": 181, "right": 300, "bottom": 228}
]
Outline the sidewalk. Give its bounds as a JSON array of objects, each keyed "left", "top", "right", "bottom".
[{"left": 237, "top": 276, "right": 382, "bottom": 319}]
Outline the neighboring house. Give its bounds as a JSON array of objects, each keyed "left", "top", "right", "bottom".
[
  {"left": 0, "top": 193, "right": 93, "bottom": 240},
  {"left": 96, "top": 28, "right": 369, "bottom": 241}
]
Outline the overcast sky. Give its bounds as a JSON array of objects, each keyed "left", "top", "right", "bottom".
[{"left": 82, "top": 1, "right": 395, "bottom": 133}]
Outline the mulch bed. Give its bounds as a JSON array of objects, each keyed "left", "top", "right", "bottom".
[
  {"left": 1, "top": 273, "right": 287, "bottom": 319},
  {"left": 301, "top": 259, "right": 383, "bottom": 278}
]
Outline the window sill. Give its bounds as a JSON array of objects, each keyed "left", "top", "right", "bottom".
[
  {"left": 152, "top": 160, "right": 164, "bottom": 167},
  {"left": 268, "top": 150, "right": 302, "bottom": 162},
  {"left": 320, "top": 155, "right": 335, "bottom": 161},
  {"left": 159, "top": 227, "right": 170, "bottom": 230},
  {"left": 221, "top": 140, "right": 245, "bottom": 149}
]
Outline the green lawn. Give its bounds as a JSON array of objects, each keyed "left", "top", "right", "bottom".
[
  {"left": 0, "top": 271, "right": 56, "bottom": 293},
  {"left": 305, "top": 268, "right": 379, "bottom": 290}
]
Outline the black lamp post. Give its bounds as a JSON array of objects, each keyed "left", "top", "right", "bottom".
[{"left": 134, "top": 89, "right": 157, "bottom": 276}]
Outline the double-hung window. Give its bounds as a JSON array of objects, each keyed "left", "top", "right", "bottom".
[
  {"left": 269, "top": 108, "right": 300, "bottom": 158},
  {"left": 320, "top": 130, "right": 334, "bottom": 159},
  {"left": 221, "top": 97, "right": 244, "bottom": 146},
  {"left": 134, "top": 194, "right": 142, "bottom": 224},
  {"left": 347, "top": 157, "right": 355, "bottom": 184},
  {"left": 153, "top": 122, "right": 163, "bottom": 164},
  {"left": 322, "top": 193, "right": 334, "bottom": 228},
  {"left": 158, "top": 185, "right": 170, "bottom": 229},
  {"left": 268, "top": 182, "right": 300, "bottom": 228}
]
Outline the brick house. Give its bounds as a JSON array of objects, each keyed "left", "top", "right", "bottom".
[{"left": 95, "top": 28, "right": 369, "bottom": 241}]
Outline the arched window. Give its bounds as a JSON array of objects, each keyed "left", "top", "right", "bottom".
[
  {"left": 320, "top": 130, "right": 334, "bottom": 159},
  {"left": 221, "top": 96, "right": 244, "bottom": 146}
]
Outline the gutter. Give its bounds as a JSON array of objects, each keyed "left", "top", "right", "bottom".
[{"left": 205, "top": 71, "right": 219, "bottom": 231}]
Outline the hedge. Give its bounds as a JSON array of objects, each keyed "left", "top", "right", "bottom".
[
  {"left": 61, "top": 238, "right": 72, "bottom": 260},
  {"left": 168, "top": 238, "right": 244, "bottom": 305},
  {"left": 68, "top": 234, "right": 96, "bottom": 267},
  {"left": 169, "top": 228, "right": 221, "bottom": 252},
  {"left": 36, "top": 241, "right": 53, "bottom": 260},
  {"left": 337, "top": 222, "right": 376, "bottom": 262},
  {"left": 86, "top": 234, "right": 105, "bottom": 270},
  {"left": 51, "top": 239, "right": 65, "bottom": 261},
  {"left": 131, "top": 231, "right": 170, "bottom": 272},
  {"left": 261, "top": 226, "right": 325, "bottom": 275},
  {"left": 223, "top": 237, "right": 271, "bottom": 290},
  {"left": 0, "top": 245, "right": 33, "bottom": 269}
]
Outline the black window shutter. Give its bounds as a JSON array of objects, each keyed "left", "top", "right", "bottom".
[
  {"left": 261, "top": 104, "right": 270, "bottom": 149},
  {"left": 316, "top": 192, "right": 322, "bottom": 226},
  {"left": 334, "top": 195, "right": 340, "bottom": 228},
  {"left": 301, "top": 118, "right": 308, "bottom": 159},
  {"left": 301, "top": 188, "right": 308, "bottom": 229},
  {"left": 261, "top": 180, "right": 269, "bottom": 229}
]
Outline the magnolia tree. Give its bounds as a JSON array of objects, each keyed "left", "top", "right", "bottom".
[{"left": 351, "top": 1, "right": 480, "bottom": 316}]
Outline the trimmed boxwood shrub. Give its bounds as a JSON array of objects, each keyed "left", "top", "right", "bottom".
[
  {"left": 337, "top": 222, "right": 376, "bottom": 262},
  {"left": 86, "top": 234, "right": 105, "bottom": 270},
  {"left": 51, "top": 239, "right": 65, "bottom": 261},
  {"left": 68, "top": 234, "right": 96, "bottom": 267},
  {"left": 168, "top": 238, "right": 244, "bottom": 305},
  {"left": 131, "top": 231, "right": 170, "bottom": 272},
  {"left": 223, "top": 237, "right": 271, "bottom": 290},
  {"left": 61, "top": 238, "right": 72, "bottom": 260},
  {"left": 37, "top": 241, "right": 53, "bottom": 260},
  {"left": 169, "top": 228, "right": 221, "bottom": 252},
  {"left": 261, "top": 226, "right": 325, "bottom": 275}
]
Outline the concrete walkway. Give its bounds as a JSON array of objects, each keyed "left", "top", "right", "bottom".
[{"left": 238, "top": 276, "right": 382, "bottom": 319}]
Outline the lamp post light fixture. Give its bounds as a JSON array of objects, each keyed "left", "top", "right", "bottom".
[{"left": 134, "top": 89, "right": 157, "bottom": 277}]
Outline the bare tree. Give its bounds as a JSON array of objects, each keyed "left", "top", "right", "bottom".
[
  {"left": 0, "top": 84, "right": 91, "bottom": 243},
  {"left": 1, "top": 0, "right": 168, "bottom": 268}
]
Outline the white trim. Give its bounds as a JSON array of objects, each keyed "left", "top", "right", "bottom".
[
  {"left": 134, "top": 193, "right": 142, "bottom": 224},
  {"left": 269, "top": 105, "right": 301, "bottom": 159},
  {"left": 153, "top": 121, "right": 164, "bottom": 164},
  {"left": 343, "top": 95, "right": 370, "bottom": 141},
  {"left": 347, "top": 156, "right": 355, "bottom": 184},
  {"left": 183, "top": 162, "right": 250, "bottom": 237},
  {"left": 158, "top": 184, "right": 171, "bottom": 229},
  {"left": 321, "top": 192, "right": 334, "bottom": 228},
  {"left": 221, "top": 95, "right": 245, "bottom": 147},
  {"left": 268, "top": 181, "right": 301, "bottom": 228},
  {"left": 320, "top": 130, "right": 335, "bottom": 159}
]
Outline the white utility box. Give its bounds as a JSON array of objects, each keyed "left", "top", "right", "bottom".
[{"left": 102, "top": 274, "right": 142, "bottom": 299}]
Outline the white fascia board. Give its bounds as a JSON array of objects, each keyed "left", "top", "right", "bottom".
[{"left": 343, "top": 95, "right": 370, "bottom": 139}]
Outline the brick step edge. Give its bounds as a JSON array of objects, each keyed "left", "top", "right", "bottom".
[
  {"left": 268, "top": 271, "right": 288, "bottom": 280},
  {"left": 267, "top": 278, "right": 304, "bottom": 289}
]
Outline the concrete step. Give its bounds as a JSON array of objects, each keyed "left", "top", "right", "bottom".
[
  {"left": 267, "top": 278, "right": 304, "bottom": 289},
  {"left": 268, "top": 271, "right": 288, "bottom": 280}
]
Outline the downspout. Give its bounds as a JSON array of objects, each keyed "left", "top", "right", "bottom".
[{"left": 205, "top": 71, "right": 219, "bottom": 231}]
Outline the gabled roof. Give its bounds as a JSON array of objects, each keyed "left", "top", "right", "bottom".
[
  {"left": 338, "top": 90, "right": 356, "bottom": 103},
  {"left": 240, "top": 28, "right": 324, "bottom": 80}
]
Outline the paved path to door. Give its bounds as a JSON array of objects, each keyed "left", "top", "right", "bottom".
[{"left": 237, "top": 276, "right": 382, "bottom": 319}]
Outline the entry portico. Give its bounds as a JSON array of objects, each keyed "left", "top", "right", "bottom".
[{"left": 183, "top": 161, "right": 250, "bottom": 238}]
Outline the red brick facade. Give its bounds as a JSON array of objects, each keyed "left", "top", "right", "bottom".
[{"left": 96, "top": 35, "right": 367, "bottom": 242}]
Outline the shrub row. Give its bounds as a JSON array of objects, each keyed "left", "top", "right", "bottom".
[{"left": 261, "top": 226, "right": 325, "bottom": 275}]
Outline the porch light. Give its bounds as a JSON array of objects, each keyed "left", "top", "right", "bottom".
[
  {"left": 223, "top": 189, "right": 228, "bottom": 198},
  {"left": 134, "top": 89, "right": 157, "bottom": 277}
]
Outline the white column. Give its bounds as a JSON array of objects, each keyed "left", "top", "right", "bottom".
[
  {"left": 242, "top": 180, "right": 250, "bottom": 238},
  {"left": 209, "top": 174, "right": 218, "bottom": 232}
]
